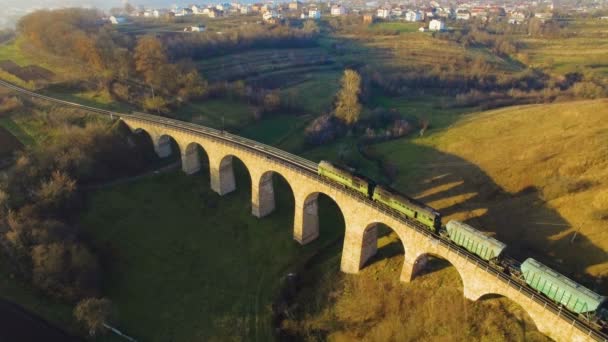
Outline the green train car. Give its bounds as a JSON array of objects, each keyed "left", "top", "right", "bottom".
[
  {"left": 446, "top": 220, "right": 506, "bottom": 262},
  {"left": 318, "top": 161, "right": 371, "bottom": 197},
  {"left": 372, "top": 185, "right": 441, "bottom": 232},
  {"left": 521, "top": 258, "right": 607, "bottom": 317}
]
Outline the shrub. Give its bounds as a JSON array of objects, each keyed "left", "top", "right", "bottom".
[
  {"left": 74, "top": 298, "right": 112, "bottom": 336},
  {"left": 0, "top": 96, "right": 23, "bottom": 114},
  {"left": 305, "top": 114, "right": 345, "bottom": 145}
]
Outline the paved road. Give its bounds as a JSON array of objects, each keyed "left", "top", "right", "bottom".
[{"left": 0, "top": 299, "right": 81, "bottom": 342}]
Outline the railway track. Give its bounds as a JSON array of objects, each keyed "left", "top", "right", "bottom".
[{"left": 1, "top": 79, "right": 606, "bottom": 341}]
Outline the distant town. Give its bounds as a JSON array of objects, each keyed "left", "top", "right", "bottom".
[{"left": 103, "top": 0, "right": 608, "bottom": 32}]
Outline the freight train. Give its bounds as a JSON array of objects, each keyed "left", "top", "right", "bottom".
[{"left": 318, "top": 160, "right": 608, "bottom": 330}]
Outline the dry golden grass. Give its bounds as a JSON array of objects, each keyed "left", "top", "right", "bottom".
[
  {"left": 284, "top": 229, "right": 551, "bottom": 341},
  {"left": 409, "top": 99, "right": 608, "bottom": 283}
]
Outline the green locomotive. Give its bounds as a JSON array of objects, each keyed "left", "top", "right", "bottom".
[
  {"left": 318, "top": 161, "right": 441, "bottom": 232},
  {"left": 318, "top": 161, "right": 372, "bottom": 197}
]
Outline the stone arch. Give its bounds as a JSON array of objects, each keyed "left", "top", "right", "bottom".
[
  {"left": 130, "top": 127, "right": 157, "bottom": 160},
  {"left": 182, "top": 142, "right": 210, "bottom": 176},
  {"left": 211, "top": 154, "right": 252, "bottom": 196},
  {"left": 155, "top": 134, "right": 180, "bottom": 159},
  {"left": 358, "top": 222, "right": 408, "bottom": 280},
  {"left": 294, "top": 191, "right": 345, "bottom": 245},
  {"left": 474, "top": 292, "right": 543, "bottom": 338},
  {"left": 252, "top": 170, "right": 295, "bottom": 219},
  {"left": 408, "top": 252, "right": 466, "bottom": 290}
]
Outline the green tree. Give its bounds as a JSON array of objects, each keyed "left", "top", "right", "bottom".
[
  {"left": 74, "top": 297, "right": 112, "bottom": 336},
  {"left": 334, "top": 69, "right": 362, "bottom": 125}
]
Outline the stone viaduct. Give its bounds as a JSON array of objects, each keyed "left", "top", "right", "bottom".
[{"left": 120, "top": 115, "right": 601, "bottom": 342}]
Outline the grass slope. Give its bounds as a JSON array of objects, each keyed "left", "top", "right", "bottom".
[
  {"left": 79, "top": 165, "right": 345, "bottom": 341},
  {"left": 372, "top": 99, "right": 608, "bottom": 286},
  {"left": 284, "top": 227, "right": 551, "bottom": 341}
]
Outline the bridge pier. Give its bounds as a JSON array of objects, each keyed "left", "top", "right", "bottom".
[
  {"left": 211, "top": 156, "right": 236, "bottom": 195},
  {"left": 360, "top": 225, "right": 378, "bottom": 267},
  {"left": 400, "top": 252, "right": 428, "bottom": 283},
  {"left": 293, "top": 193, "right": 319, "bottom": 244},
  {"left": 154, "top": 135, "right": 172, "bottom": 158},
  {"left": 181, "top": 145, "right": 201, "bottom": 175},
  {"left": 252, "top": 172, "right": 275, "bottom": 218}
]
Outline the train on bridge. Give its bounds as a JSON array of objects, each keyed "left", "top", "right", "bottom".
[{"left": 318, "top": 160, "right": 608, "bottom": 332}]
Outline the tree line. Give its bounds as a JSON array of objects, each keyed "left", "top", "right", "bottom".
[
  {"left": 0, "top": 105, "right": 156, "bottom": 305},
  {"left": 17, "top": 9, "right": 206, "bottom": 113}
]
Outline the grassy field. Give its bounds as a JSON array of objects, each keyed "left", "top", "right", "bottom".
[
  {"left": 369, "top": 99, "right": 608, "bottom": 288},
  {"left": 332, "top": 29, "right": 523, "bottom": 75},
  {"left": 368, "top": 21, "right": 421, "bottom": 33},
  {"left": 173, "top": 98, "right": 257, "bottom": 130},
  {"left": 0, "top": 38, "right": 90, "bottom": 82},
  {"left": 519, "top": 19, "right": 608, "bottom": 77},
  {"left": 79, "top": 165, "right": 346, "bottom": 341}
]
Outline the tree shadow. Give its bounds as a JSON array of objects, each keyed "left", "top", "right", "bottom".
[{"left": 389, "top": 144, "right": 608, "bottom": 293}]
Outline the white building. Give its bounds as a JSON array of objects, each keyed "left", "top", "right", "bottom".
[
  {"left": 109, "top": 16, "right": 128, "bottom": 24},
  {"left": 456, "top": 9, "right": 471, "bottom": 20},
  {"left": 172, "top": 8, "right": 193, "bottom": 16},
  {"left": 309, "top": 8, "right": 321, "bottom": 19},
  {"left": 331, "top": 5, "right": 346, "bottom": 16},
  {"left": 184, "top": 25, "right": 206, "bottom": 32},
  {"left": 240, "top": 6, "right": 251, "bottom": 14},
  {"left": 429, "top": 19, "right": 445, "bottom": 31},
  {"left": 405, "top": 10, "right": 422, "bottom": 21},
  {"left": 377, "top": 8, "right": 390, "bottom": 19},
  {"left": 152, "top": 9, "right": 165, "bottom": 17},
  {"left": 263, "top": 10, "right": 280, "bottom": 21}
]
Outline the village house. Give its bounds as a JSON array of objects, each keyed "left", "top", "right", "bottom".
[
  {"left": 363, "top": 14, "right": 374, "bottom": 24},
  {"left": 208, "top": 8, "right": 223, "bottom": 18},
  {"left": 508, "top": 11, "right": 526, "bottom": 24},
  {"left": 289, "top": 1, "right": 303, "bottom": 10},
  {"left": 263, "top": 10, "right": 281, "bottom": 21},
  {"left": 308, "top": 8, "right": 321, "bottom": 19},
  {"left": 240, "top": 6, "right": 251, "bottom": 14},
  {"left": 172, "top": 8, "right": 193, "bottom": 17},
  {"left": 152, "top": 9, "right": 166, "bottom": 17},
  {"left": 405, "top": 10, "right": 422, "bottom": 22},
  {"left": 377, "top": 7, "right": 390, "bottom": 19},
  {"left": 429, "top": 19, "right": 445, "bottom": 31},
  {"left": 456, "top": 9, "right": 471, "bottom": 20},
  {"left": 309, "top": 8, "right": 321, "bottom": 19},
  {"left": 331, "top": 5, "right": 347, "bottom": 16}
]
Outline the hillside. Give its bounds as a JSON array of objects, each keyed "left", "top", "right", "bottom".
[
  {"left": 283, "top": 99, "right": 607, "bottom": 341},
  {"left": 394, "top": 99, "right": 608, "bottom": 284}
]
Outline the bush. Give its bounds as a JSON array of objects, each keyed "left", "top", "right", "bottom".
[
  {"left": 305, "top": 114, "right": 345, "bottom": 145},
  {"left": 0, "top": 96, "right": 23, "bottom": 114},
  {"left": 74, "top": 298, "right": 112, "bottom": 336}
]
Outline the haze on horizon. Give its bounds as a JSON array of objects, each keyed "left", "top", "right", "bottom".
[{"left": 0, "top": 0, "right": 207, "bottom": 28}]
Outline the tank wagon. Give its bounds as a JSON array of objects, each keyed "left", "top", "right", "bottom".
[
  {"left": 445, "top": 220, "right": 507, "bottom": 264},
  {"left": 520, "top": 258, "right": 608, "bottom": 324},
  {"left": 317, "top": 160, "right": 608, "bottom": 332}
]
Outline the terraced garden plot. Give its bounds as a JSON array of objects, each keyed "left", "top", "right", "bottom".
[
  {"left": 335, "top": 32, "right": 522, "bottom": 74},
  {"left": 197, "top": 47, "right": 335, "bottom": 83}
]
